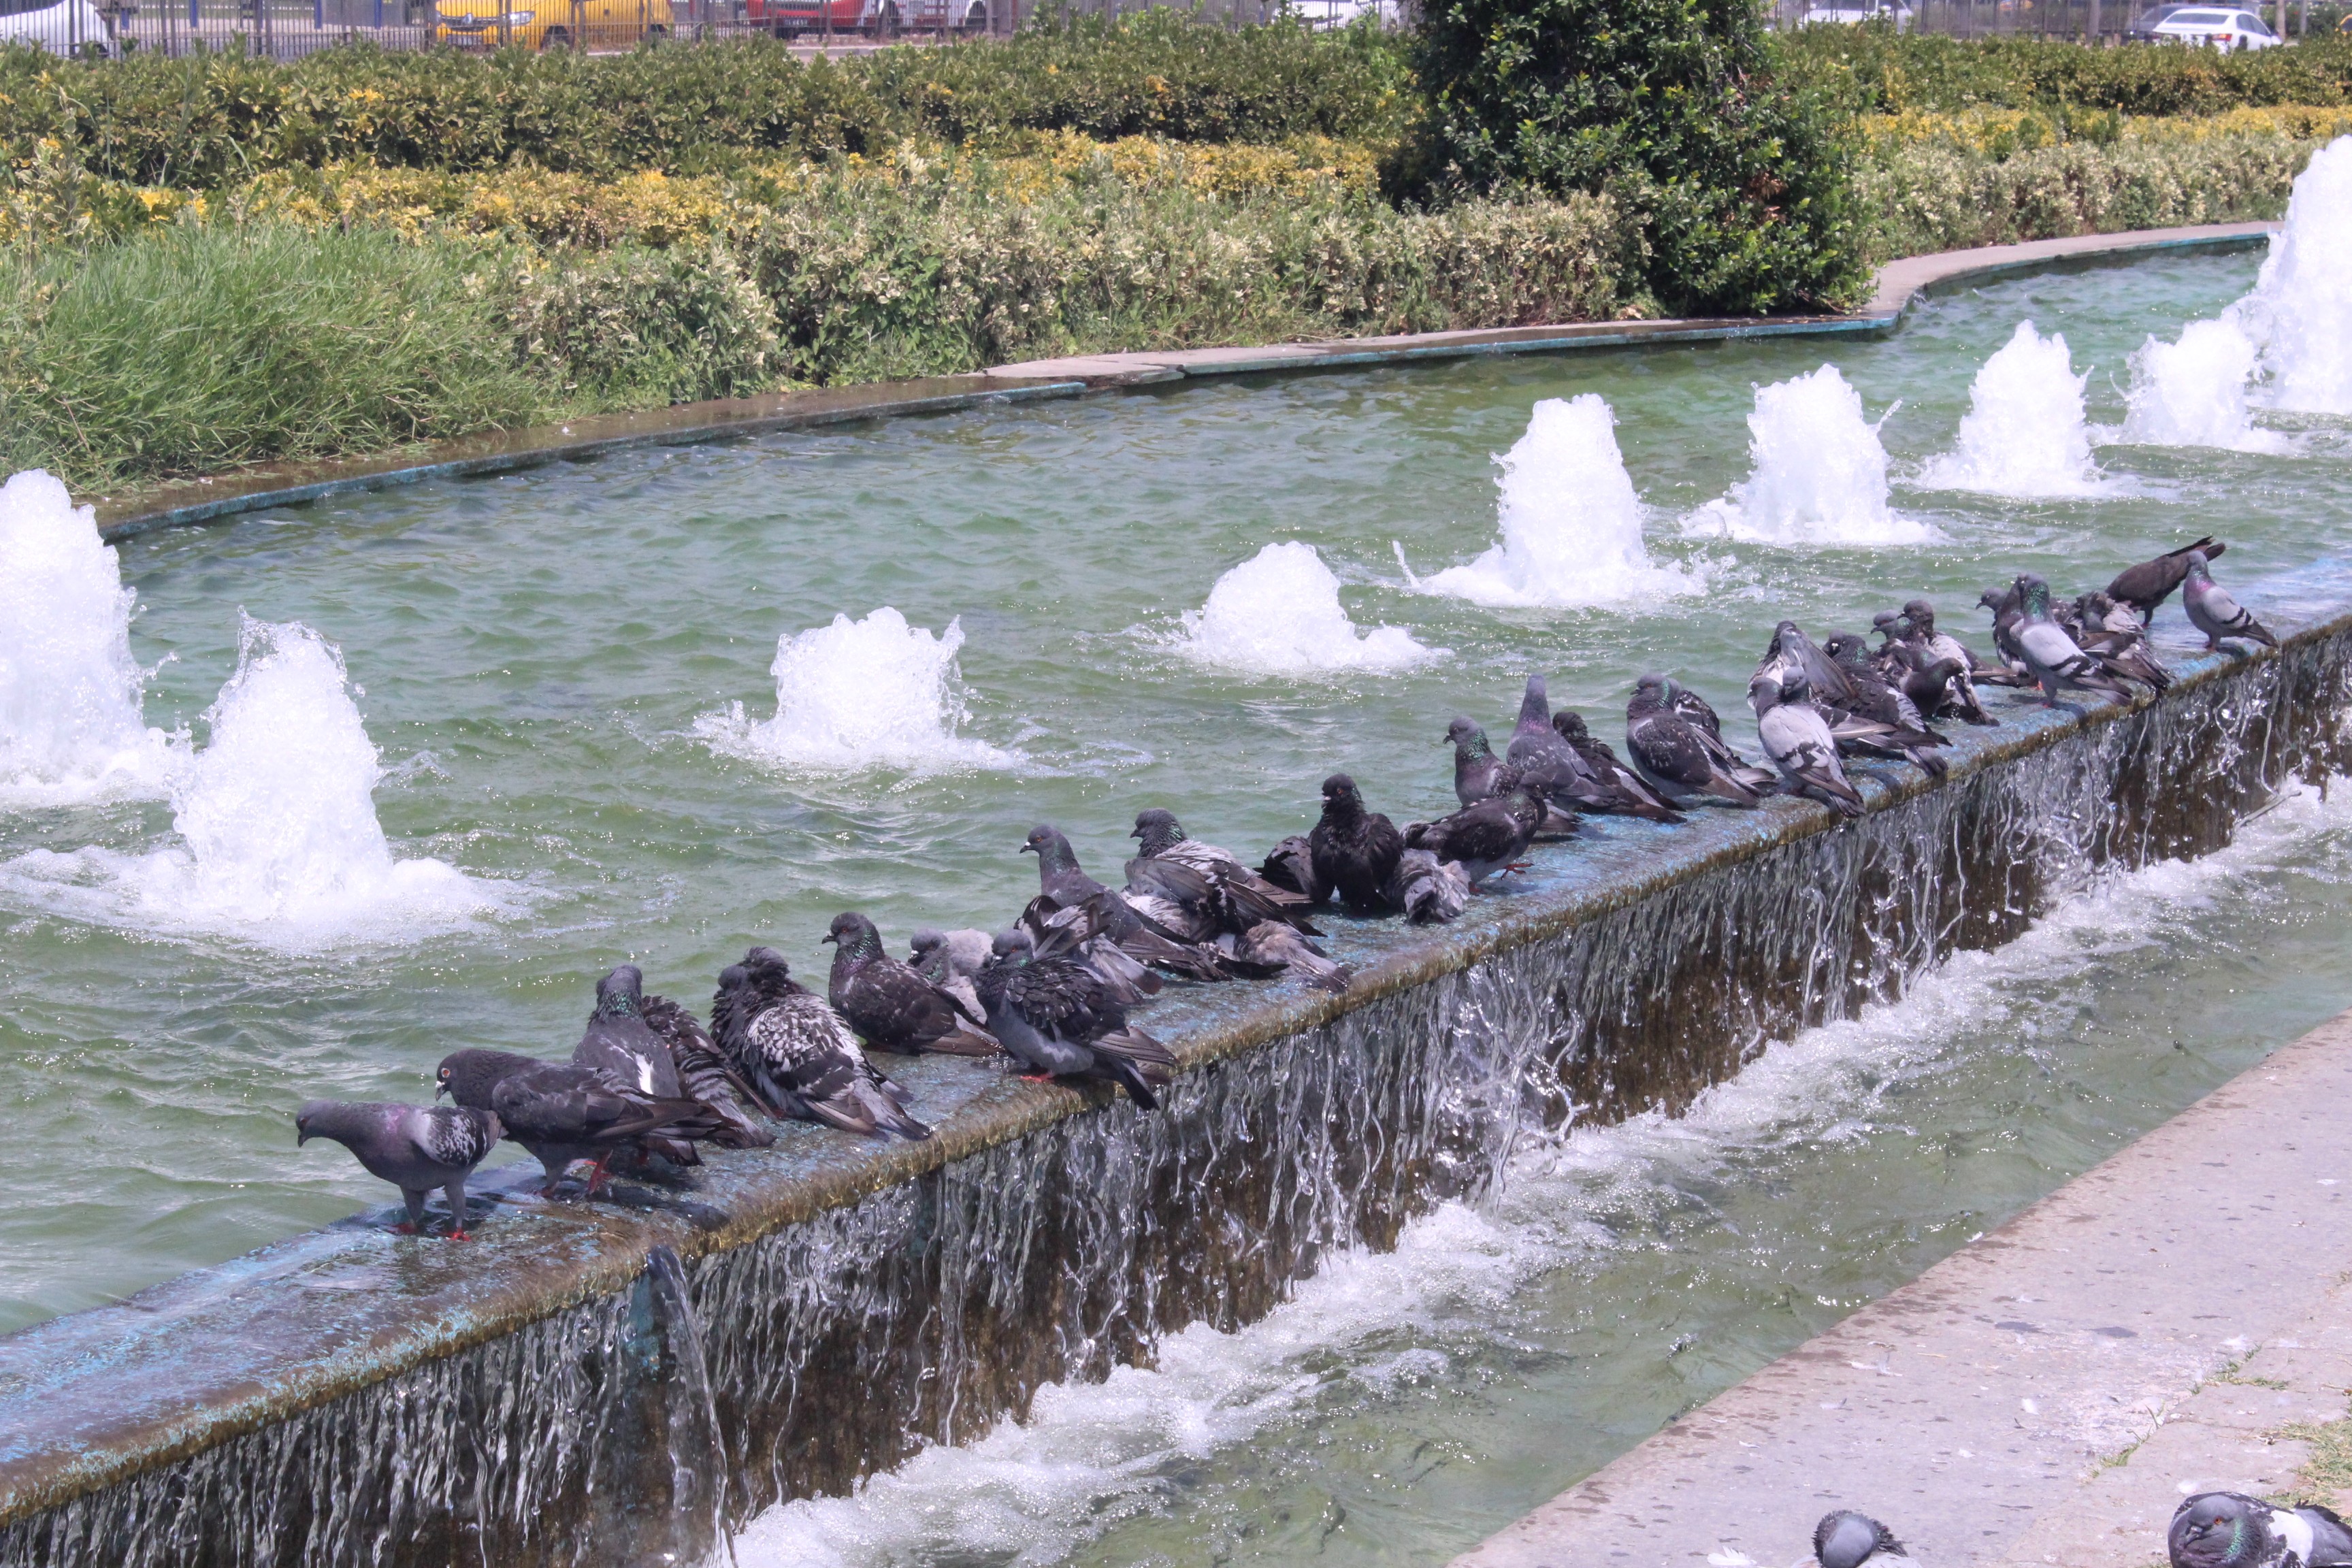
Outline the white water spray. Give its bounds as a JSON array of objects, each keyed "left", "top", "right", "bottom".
[
  {"left": 0, "top": 470, "right": 176, "bottom": 808},
  {"left": 694, "top": 606, "right": 1016, "bottom": 774},
  {"left": 1175, "top": 541, "right": 1441, "bottom": 676},
  {"left": 0, "top": 616, "right": 500, "bottom": 946},
  {"left": 1686, "top": 365, "right": 1935, "bottom": 546},
  {"left": 1918, "top": 321, "right": 2110, "bottom": 495},
  {"left": 1412, "top": 395, "right": 1705, "bottom": 608},
  {"left": 2121, "top": 318, "right": 2289, "bottom": 453},
  {"left": 2238, "top": 135, "right": 2352, "bottom": 415}
]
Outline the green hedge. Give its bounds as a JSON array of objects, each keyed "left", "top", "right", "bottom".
[{"left": 0, "top": 12, "right": 1411, "bottom": 188}]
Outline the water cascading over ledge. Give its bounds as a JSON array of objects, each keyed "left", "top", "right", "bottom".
[{"left": 3, "top": 615, "right": 2350, "bottom": 1568}]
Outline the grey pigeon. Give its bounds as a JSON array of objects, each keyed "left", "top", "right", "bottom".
[
  {"left": 711, "top": 947, "right": 930, "bottom": 1139},
  {"left": 2184, "top": 550, "right": 2278, "bottom": 652},
  {"left": 1820, "top": 632, "right": 1951, "bottom": 779},
  {"left": 297, "top": 1100, "right": 502, "bottom": 1240},
  {"left": 1026, "top": 823, "right": 1259, "bottom": 981},
  {"left": 1403, "top": 785, "right": 1542, "bottom": 886},
  {"left": 909, "top": 927, "right": 992, "bottom": 1020},
  {"left": 2170, "top": 1490, "right": 2352, "bottom": 1567},
  {"left": 1130, "top": 808, "right": 1324, "bottom": 936},
  {"left": 2072, "top": 590, "right": 2174, "bottom": 692},
  {"left": 1549, "top": 710, "right": 1685, "bottom": 822},
  {"left": 1759, "top": 621, "right": 1858, "bottom": 711},
  {"left": 1752, "top": 668, "right": 1866, "bottom": 818},
  {"left": 1978, "top": 582, "right": 2034, "bottom": 680},
  {"left": 977, "top": 928, "right": 1177, "bottom": 1109},
  {"left": 2013, "top": 574, "right": 2135, "bottom": 707},
  {"left": 1814, "top": 1509, "right": 1909, "bottom": 1568},
  {"left": 1309, "top": 774, "right": 1406, "bottom": 915},
  {"left": 639, "top": 992, "right": 775, "bottom": 1150},
  {"left": 2111, "top": 535, "right": 2227, "bottom": 621},
  {"left": 1383, "top": 847, "right": 1470, "bottom": 924},
  {"left": 1504, "top": 676, "right": 1610, "bottom": 819},
  {"left": 1624, "top": 674, "right": 1767, "bottom": 808},
  {"left": 437, "top": 1048, "right": 726, "bottom": 1195},
  {"left": 1220, "top": 920, "right": 1351, "bottom": 993},
  {"left": 1258, "top": 833, "right": 1327, "bottom": 907},
  {"left": 1896, "top": 599, "right": 2012, "bottom": 719},
  {"left": 826, "top": 911, "right": 999, "bottom": 1057},
  {"left": 575, "top": 965, "right": 686, "bottom": 1099},
  {"left": 1445, "top": 716, "right": 1519, "bottom": 810}
]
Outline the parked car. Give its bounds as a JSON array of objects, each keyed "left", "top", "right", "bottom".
[
  {"left": 1797, "top": 0, "right": 1914, "bottom": 25},
  {"left": 2124, "top": 3, "right": 2189, "bottom": 37},
  {"left": 743, "top": 0, "right": 984, "bottom": 35},
  {"left": 2147, "top": 5, "right": 2281, "bottom": 44},
  {"left": 0, "top": 0, "right": 115, "bottom": 54},
  {"left": 434, "top": 0, "right": 670, "bottom": 48},
  {"left": 1287, "top": 0, "right": 1398, "bottom": 28}
]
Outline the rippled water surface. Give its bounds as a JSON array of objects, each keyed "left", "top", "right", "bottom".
[{"left": 7, "top": 246, "right": 2352, "bottom": 1563}]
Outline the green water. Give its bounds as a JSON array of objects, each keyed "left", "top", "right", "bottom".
[{"left": 5, "top": 248, "right": 2351, "bottom": 1564}]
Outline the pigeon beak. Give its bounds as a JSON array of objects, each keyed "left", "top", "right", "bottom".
[
  {"left": 819, "top": 933, "right": 837, "bottom": 945},
  {"left": 295, "top": 1124, "right": 310, "bottom": 1145},
  {"left": 434, "top": 1081, "right": 449, "bottom": 1100},
  {"left": 1019, "top": 843, "right": 1037, "bottom": 855}
]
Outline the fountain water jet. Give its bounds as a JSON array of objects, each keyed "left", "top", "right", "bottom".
[
  {"left": 2239, "top": 135, "right": 2352, "bottom": 414},
  {"left": 694, "top": 607, "right": 1016, "bottom": 774},
  {"left": 1918, "top": 322, "right": 2111, "bottom": 495},
  {"left": 2121, "top": 318, "right": 2289, "bottom": 453},
  {"left": 1412, "top": 395, "right": 1705, "bottom": 609},
  {"left": 1686, "top": 366, "right": 1935, "bottom": 547},
  {"left": 0, "top": 471, "right": 176, "bottom": 808},
  {"left": 1177, "top": 541, "right": 1440, "bottom": 676},
  {"left": 0, "top": 615, "right": 500, "bottom": 947}
]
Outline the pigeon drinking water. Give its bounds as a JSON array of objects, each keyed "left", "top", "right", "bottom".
[
  {"left": 710, "top": 947, "right": 931, "bottom": 1140},
  {"left": 2170, "top": 1491, "right": 2352, "bottom": 1567},
  {"left": 2183, "top": 550, "right": 2278, "bottom": 653},
  {"left": 826, "top": 911, "right": 1000, "bottom": 1057},
  {"left": 296, "top": 1100, "right": 502, "bottom": 1240}
]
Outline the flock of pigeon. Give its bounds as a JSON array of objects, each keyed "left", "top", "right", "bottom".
[
  {"left": 293, "top": 539, "right": 2277, "bottom": 1253},
  {"left": 1810, "top": 1490, "right": 2352, "bottom": 1567}
]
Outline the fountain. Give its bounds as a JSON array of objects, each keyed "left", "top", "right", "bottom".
[
  {"left": 0, "top": 470, "right": 176, "bottom": 808},
  {"left": 693, "top": 606, "right": 1017, "bottom": 773},
  {"left": 1411, "top": 395, "right": 1705, "bottom": 608},
  {"left": 1918, "top": 322, "right": 2110, "bottom": 496},
  {"left": 2239, "top": 135, "right": 2352, "bottom": 415},
  {"left": 1686, "top": 366, "right": 1935, "bottom": 546},
  {"left": 1177, "top": 541, "right": 1440, "bottom": 675},
  {"left": 0, "top": 615, "right": 499, "bottom": 947},
  {"left": 2121, "top": 318, "right": 2289, "bottom": 453}
]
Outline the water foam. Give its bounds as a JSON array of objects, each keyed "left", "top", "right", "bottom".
[
  {"left": 1686, "top": 365, "right": 1936, "bottom": 546},
  {"left": 1409, "top": 395, "right": 1706, "bottom": 608},
  {"left": 0, "top": 616, "right": 502, "bottom": 948},
  {"left": 736, "top": 779, "right": 2352, "bottom": 1568},
  {"left": 2121, "top": 317, "right": 2290, "bottom": 453},
  {"left": 693, "top": 607, "right": 1017, "bottom": 774},
  {"left": 0, "top": 470, "right": 178, "bottom": 808},
  {"left": 1175, "top": 541, "right": 1442, "bottom": 676},
  {"left": 2240, "top": 135, "right": 2352, "bottom": 414},
  {"left": 1917, "top": 321, "right": 2115, "bottom": 495}
]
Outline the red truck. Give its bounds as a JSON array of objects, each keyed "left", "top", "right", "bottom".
[{"left": 745, "top": 0, "right": 989, "bottom": 33}]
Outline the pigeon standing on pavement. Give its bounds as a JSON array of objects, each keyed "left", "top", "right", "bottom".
[
  {"left": 2170, "top": 1491, "right": 2352, "bottom": 1568},
  {"left": 1752, "top": 668, "right": 1866, "bottom": 817},
  {"left": 826, "top": 911, "right": 1000, "bottom": 1057},
  {"left": 437, "top": 1049, "right": 725, "bottom": 1196},
  {"left": 297, "top": 1100, "right": 502, "bottom": 1240},
  {"left": 2110, "top": 536, "right": 2227, "bottom": 621},
  {"left": 710, "top": 947, "right": 931, "bottom": 1140},
  {"left": 1624, "top": 674, "right": 1767, "bottom": 808},
  {"left": 976, "top": 927, "right": 1177, "bottom": 1109},
  {"left": 1549, "top": 710, "right": 1685, "bottom": 822},
  {"left": 2013, "top": 574, "right": 2136, "bottom": 707},
  {"left": 1309, "top": 774, "right": 1407, "bottom": 915},
  {"left": 2183, "top": 550, "right": 2278, "bottom": 652},
  {"left": 1814, "top": 1510, "right": 1911, "bottom": 1568}
]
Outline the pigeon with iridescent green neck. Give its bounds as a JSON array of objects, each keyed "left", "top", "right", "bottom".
[
  {"left": 2013, "top": 574, "right": 2134, "bottom": 707},
  {"left": 826, "top": 911, "right": 999, "bottom": 1057},
  {"left": 2169, "top": 1490, "right": 2352, "bottom": 1567}
]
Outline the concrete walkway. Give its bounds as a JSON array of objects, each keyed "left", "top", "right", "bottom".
[{"left": 1450, "top": 1008, "right": 2352, "bottom": 1568}]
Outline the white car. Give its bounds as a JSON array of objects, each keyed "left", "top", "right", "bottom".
[
  {"left": 2149, "top": 7, "right": 2282, "bottom": 46},
  {"left": 1798, "top": 1, "right": 1914, "bottom": 25},
  {"left": 0, "top": 0, "right": 114, "bottom": 54}
]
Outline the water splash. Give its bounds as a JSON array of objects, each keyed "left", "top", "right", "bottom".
[
  {"left": 2121, "top": 317, "right": 2290, "bottom": 454},
  {"left": 1175, "top": 541, "right": 1441, "bottom": 676},
  {"left": 1686, "top": 366, "right": 1936, "bottom": 546},
  {"left": 2240, "top": 135, "right": 2352, "bottom": 414},
  {"left": 0, "top": 616, "right": 502, "bottom": 948},
  {"left": 1409, "top": 395, "right": 1705, "bottom": 608},
  {"left": 694, "top": 607, "right": 1017, "bottom": 774},
  {"left": 0, "top": 470, "right": 177, "bottom": 808},
  {"left": 1917, "top": 321, "right": 2114, "bottom": 495}
]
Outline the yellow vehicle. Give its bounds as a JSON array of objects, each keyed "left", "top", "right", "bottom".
[{"left": 433, "top": 0, "right": 670, "bottom": 50}]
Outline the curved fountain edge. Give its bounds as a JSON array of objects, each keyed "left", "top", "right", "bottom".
[
  {"left": 0, "top": 604, "right": 2342, "bottom": 1542},
  {"left": 85, "top": 220, "right": 2278, "bottom": 545}
]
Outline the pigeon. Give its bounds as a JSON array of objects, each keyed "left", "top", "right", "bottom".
[
  {"left": 1259, "top": 833, "right": 1326, "bottom": 906},
  {"left": 1819, "top": 632, "right": 1950, "bottom": 779},
  {"left": 1759, "top": 621, "right": 1859, "bottom": 712},
  {"left": 2184, "top": 549, "right": 2278, "bottom": 652},
  {"left": 1896, "top": 598, "right": 2014, "bottom": 717},
  {"left": 1978, "top": 582, "right": 2034, "bottom": 679},
  {"left": 1309, "top": 774, "right": 1407, "bottom": 915},
  {"left": 1814, "top": 1509, "right": 1910, "bottom": 1568},
  {"left": 1624, "top": 674, "right": 1767, "bottom": 808},
  {"left": 1444, "top": 716, "right": 1520, "bottom": 810},
  {"left": 1549, "top": 710, "right": 1685, "bottom": 822},
  {"left": 826, "top": 911, "right": 1000, "bottom": 1057},
  {"left": 575, "top": 965, "right": 687, "bottom": 1100},
  {"left": 909, "top": 926, "right": 993, "bottom": 1020},
  {"left": 1383, "top": 847, "right": 1470, "bottom": 924},
  {"left": 1221, "top": 920, "right": 1351, "bottom": 993},
  {"left": 638, "top": 992, "right": 775, "bottom": 1151},
  {"left": 2170, "top": 1491, "right": 2352, "bottom": 1568},
  {"left": 2110, "top": 535, "right": 2227, "bottom": 621},
  {"left": 436, "top": 1048, "right": 727, "bottom": 1195},
  {"left": 1014, "top": 892, "right": 1165, "bottom": 1004},
  {"left": 1025, "top": 823, "right": 1256, "bottom": 981},
  {"left": 1130, "top": 808, "right": 1323, "bottom": 935},
  {"left": 2072, "top": 589, "right": 2174, "bottom": 692},
  {"left": 1752, "top": 668, "right": 1866, "bottom": 818},
  {"left": 1403, "top": 786, "right": 1542, "bottom": 886},
  {"left": 710, "top": 947, "right": 930, "bottom": 1140},
  {"left": 1503, "top": 676, "right": 1612, "bottom": 818},
  {"left": 2013, "top": 574, "right": 2136, "bottom": 707},
  {"left": 297, "top": 1100, "right": 502, "bottom": 1240},
  {"left": 977, "top": 928, "right": 1177, "bottom": 1109}
]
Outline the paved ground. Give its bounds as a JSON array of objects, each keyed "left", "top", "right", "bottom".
[{"left": 1449, "top": 1009, "right": 2352, "bottom": 1568}]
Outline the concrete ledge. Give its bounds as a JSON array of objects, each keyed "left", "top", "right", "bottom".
[{"left": 1448, "top": 1004, "right": 2352, "bottom": 1568}]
